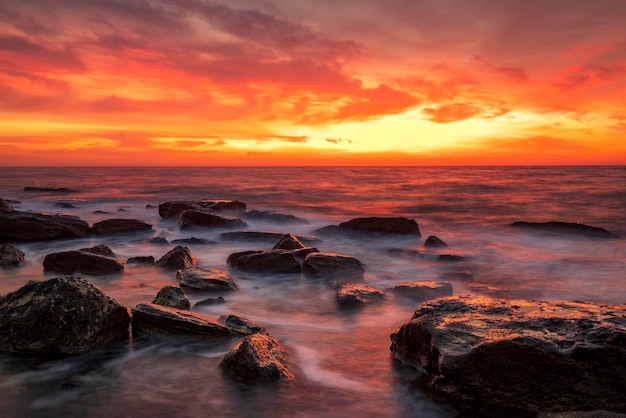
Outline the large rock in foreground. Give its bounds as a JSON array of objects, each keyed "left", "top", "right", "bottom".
[
  {"left": 220, "top": 333, "right": 294, "bottom": 383},
  {"left": 0, "top": 206, "right": 90, "bottom": 242},
  {"left": 0, "top": 276, "right": 130, "bottom": 356},
  {"left": 511, "top": 221, "right": 620, "bottom": 239},
  {"left": 43, "top": 247, "right": 124, "bottom": 275},
  {"left": 390, "top": 296, "right": 626, "bottom": 414}
]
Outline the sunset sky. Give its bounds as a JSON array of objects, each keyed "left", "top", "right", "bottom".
[{"left": 1, "top": 0, "right": 625, "bottom": 165}]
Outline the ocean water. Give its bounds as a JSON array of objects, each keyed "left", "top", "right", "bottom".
[{"left": 0, "top": 166, "right": 624, "bottom": 417}]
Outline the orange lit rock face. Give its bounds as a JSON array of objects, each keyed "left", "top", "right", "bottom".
[{"left": 390, "top": 295, "right": 626, "bottom": 414}]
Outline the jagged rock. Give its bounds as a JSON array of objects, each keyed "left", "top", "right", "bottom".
[
  {"left": 178, "top": 210, "right": 247, "bottom": 229},
  {"left": 126, "top": 256, "right": 155, "bottom": 265},
  {"left": 0, "top": 206, "right": 90, "bottom": 242},
  {"left": 511, "top": 221, "right": 620, "bottom": 239},
  {"left": 424, "top": 235, "right": 448, "bottom": 248},
  {"left": 302, "top": 252, "right": 365, "bottom": 279},
  {"left": 219, "top": 314, "right": 266, "bottom": 335},
  {"left": 177, "top": 267, "right": 238, "bottom": 292},
  {"left": 171, "top": 237, "right": 216, "bottom": 245},
  {"left": 272, "top": 234, "right": 306, "bottom": 250},
  {"left": 152, "top": 286, "right": 190, "bottom": 310},
  {"left": 159, "top": 200, "right": 247, "bottom": 218},
  {"left": 194, "top": 296, "right": 226, "bottom": 308},
  {"left": 155, "top": 246, "right": 199, "bottom": 270},
  {"left": 318, "top": 217, "right": 421, "bottom": 236},
  {"left": 245, "top": 210, "right": 309, "bottom": 224},
  {"left": 0, "top": 276, "right": 130, "bottom": 355},
  {"left": 92, "top": 218, "right": 153, "bottom": 235},
  {"left": 221, "top": 231, "right": 321, "bottom": 246},
  {"left": 220, "top": 333, "right": 294, "bottom": 382},
  {"left": 0, "top": 243, "right": 26, "bottom": 267},
  {"left": 388, "top": 281, "right": 453, "bottom": 301},
  {"left": 336, "top": 283, "right": 385, "bottom": 307},
  {"left": 131, "top": 303, "right": 232, "bottom": 339},
  {"left": 227, "top": 250, "right": 301, "bottom": 275},
  {"left": 390, "top": 296, "right": 626, "bottom": 415},
  {"left": 43, "top": 248, "right": 124, "bottom": 275},
  {"left": 79, "top": 244, "right": 116, "bottom": 258}
]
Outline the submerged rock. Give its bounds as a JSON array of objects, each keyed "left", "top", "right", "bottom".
[
  {"left": 178, "top": 209, "right": 247, "bottom": 229},
  {"left": 390, "top": 295, "right": 626, "bottom": 414},
  {"left": 43, "top": 248, "right": 124, "bottom": 275},
  {"left": 221, "top": 231, "right": 321, "bottom": 246},
  {"left": 159, "top": 200, "right": 247, "bottom": 218},
  {"left": 323, "top": 217, "right": 421, "bottom": 236},
  {"left": 153, "top": 286, "right": 190, "bottom": 310},
  {"left": 0, "top": 276, "right": 130, "bottom": 356},
  {"left": 388, "top": 281, "right": 453, "bottom": 301},
  {"left": 336, "top": 283, "right": 385, "bottom": 307},
  {"left": 177, "top": 267, "right": 238, "bottom": 292},
  {"left": 155, "top": 246, "right": 199, "bottom": 270},
  {"left": 302, "top": 252, "right": 365, "bottom": 279},
  {"left": 131, "top": 303, "right": 232, "bottom": 339},
  {"left": 511, "top": 221, "right": 620, "bottom": 239},
  {"left": 126, "top": 256, "right": 155, "bottom": 265},
  {"left": 23, "top": 187, "right": 79, "bottom": 193},
  {"left": 194, "top": 296, "right": 226, "bottom": 308},
  {"left": 0, "top": 207, "right": 90, "bottom": 242},
  {"left": 227, "top": 250, "right": 301, "bottom": 275},
  {"left": 220, "top": 333, "right": 294, "bottom": 383},
  {"left": 245, "top": 210, "right": 309, "bottom": 224},
  {"left": 149, "top": 236, "right": 169, "bottom": 245},
  {"left": 171, "top": 237, "right": 216, "bottom": 245},
  {"left": 219, "top": 314, "right": 266, "bottom": 335},
  {"left": 0, "top": 243, "right": 26, "bottom": 267},
  {"left": 92, "top": 218, "right": 153, "bottom": 235},
  {"left": 424, "top": 235, "right": 448, "bottom": 248}
]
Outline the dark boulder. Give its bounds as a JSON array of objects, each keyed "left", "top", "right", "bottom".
[
  {"left": 0, "top": 243, "right": 26, "bottom": 267},
  {"left": 511, "top": 221, "right": 620, "bottom": 239},
  {"left": 92, "top": 218, "right": 153, "bottom": 235},
  {"left": 43, "top": 248, "right": 124, "bottom": 275},
  {"left": 153, "top": 286, "right": 190, "bottom": 310},
  {"left": 0, "top": 208, "right": 90, "bottom": 242},
  {"left": 0, "top": 198, "right": 15, "bottom": 213},
  {"left": 219, "top": 314, "right": 266, "bottom": 335},
  {"left": 390, "top": 296, "right": 626, "bottom": 414},
  {"left": 245, "top": 210, "right": 309, "bottom": 224},
  {"left": 159, "top": 200, "right": 247, "bottom": 218},
  {"left": 171, "top": 237, "right": 216, "bottom": 245},
  {"left": 79, "top": 244, "right": 116, "bottom": 258},
  {"left": 0, "top": 276, "right": 130, "bottom": 355},
  {"left": 178, "top": 210, "right": 247, "bottom": 230},
  {"left": 336, "top": 283, "right": 385, "bottom": 307},
  {"left": 336, "top": 217, "right": 421, "bottom": 236},
  {"left": 424, "top": 235, "right": 448, "bottom": 248},
  {"left": 221, "top": 231, "right": 321, "bottom": 246},
  {"left": 149, "top": 236, "right": 169, "bottom": 245},
  {"left": 155, "top": 246, "right": 199, "bottom": 270},
  {"left": 194, "top": 296, "right": 226, "bottom": 308},
  {"left": 227, "top": 250, "right": 301, "bottom": 275},
  {"left": 437, "top": 254, "right": 466, "bottom": 262},
  {"left": 126, "top": 256, "right": 155, "bottom": 265},
  {"left": 302, "top": 252, "right": 365, "bottom": 279},
  {"left": 220, "top": 333, "right": 294, "bottom": 382},
  {"left": 177, "top": 267, "right": 238, "bottom": 292},
  {"left": 131, "top": 303, "right": 232, "bottom": 339},
  {"left": 272, "top": 233, "right": 306, "bottom": 250},
  {"left": 388, "top": 281, "right": 453, "bottom": 301}
]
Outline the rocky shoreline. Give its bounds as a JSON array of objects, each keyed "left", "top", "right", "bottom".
[{"left": 0, "top": 195, "right": 624, "bottom": 415}]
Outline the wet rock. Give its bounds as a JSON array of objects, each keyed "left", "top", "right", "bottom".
[
  {"left": 178, "top": 210, "right": 247, "bottom": 230},
  {"left": 511, "top": 221, "right": 620, "bottom": 239},
  {"left": 79, "top": 244, "right": 116, "bottom": 258},
  {"left": 0, "top": 243, "right": 26, "bottom": 267},
  {"left": 153, "top": 286, "right": 190, "bottom": 310},
  {"left": 390, "top": 296, "right": 626, "bottom": 415},
  {"left": 437, "top": 254, "right": 466, "bottom": 262},
  {"left": 159, "top": 200, "right": 247, "bottom": 218},
  {"left": 0, "top": 198, "right": 15, "bottom": 213},
  {"left": 171, "top": 237, "right": 216, "bottom": 245},
  {"left": 0, "top": 276, "right": 130, "bottom": 356},
  {"left": 131, "top": 303, "right": 232, "bottom": 339},
  {"left": 177, "top": 267, "right": 238, "bottom": 292},
  {"left": 424, "top": 235, "right": 448, "bottom": 248},
  {"left": 92, "top": 218, "right": 153, "bottom": 235},
  {"left": 23, "top": 187, "right": 79, "bottom": 193},
  {"left": 328, "top": 217, "right": 421, "bottom": 236},
  {"left": 245, "top": 210, "right": 309, "bottom": 224},
  {"left": 289, "top": 247, "right": 320, "bottom": 261},
  {"left": 302, "top": 252, "right": 365, "bottom": 279},
  {"left": 146, "top": 204, "right": 157, "bottom": 209},
  {"left": 272, "top": 233, "right": 306, "bottom": 250},
  {"left": 336, "top": 283, "right": 385, "bottom": 307},
  {"left": 53, "top": 202, "right": 76, "bottom": 209},
  {"left": 219, "top": 314, "right": 266, "bottom": 335},
  {"left": 194, "top": 296, "right": 226, "bottom": 308},
  {"left": 220, "top": 333, "right": 294, "bottom": 382},
  {"left": 43, "top": 249, "right": 124, "bottom": 275},
  {"left": 155, "top": 246, "right": 199, "bottom": 270},
  {"left": 388, "top": 281, "right": 453, "bottom": 301},
  {"left": 93, "top": 210, "right": 111, "bottom": 214},
  {"left": 149, "top": 236, "right": 169, "bottom": 245},
  {"left": 126, "top": 256, "right": 155, "bottom": 265},
  {"left": 221, "top": 231, "right": 321, "bottom": 246},
  {"left": 227, "top": 250, "right": 301, "bottom": 275},
  {"left": 0, "top": 207, "right": 90, "bottom": 242}
]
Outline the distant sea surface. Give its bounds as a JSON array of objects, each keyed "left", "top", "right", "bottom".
[{"left": 0, "top": 166, "right": 624, "bottom": 417}]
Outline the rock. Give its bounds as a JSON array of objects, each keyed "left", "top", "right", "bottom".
[
  {"left": 131, "top": 303, "right": 232, "bottom": 339},
  {"left": 245, "top": 210, "right": 309, "bottom": 224},
  {"left": 335, "top": 217, "right": 421, "bottom": 236},
  {"left": 155, "top": 246, "right": 199, "bottom": 270},
  {"left": 126, "top": 256, "right": 155, "bottom": 265},
  {"left": 0, "top": 243, "right": 26, "bottom": 267},
  {"left": 221, "top": 231, "right": 321, "bottom": 246},
  {"left": 159, "top": 200, "right": 247, "bottom": 218},
  {"left": 511, "top": 221, "right": 620, "bottom": 239},
  {"left": 194, "top": 296, "right": 226, "bottom": 307},
  {"left": 289, "top": 247, "right": 320, "bottom": 261},
  {"left": 336, "top": 283, "right": 385, "bottom": 307},
  {"left": 93, "top": 210, "right": 111, "bottom": 214},
  {"left": 43, "top": 249, "right": 124, "bottom": 275},
  {"left": 23, "top": 187, "right": 79, "bottom": 193},
  {"left": 0, "top": 198, "right": 15, "bottom": 213},
  {"left": 171, "top": 237, "right": 216, "bottom": 245},
  {"left": 437, "top": 254, "right": 466, "bottom": 262},
  {"left": 146, "top": 204, "right": 157, "bottom": 209},
  {"left": 79, "top": 244, "right": 116, "bottom": 258},
  {"left": 153, "top": 286, "right": 190, "bottom": 310},
  {"left": 0, "top": 208, "right": 90, "bottom": 242},
  {"left": 227, "top": 250, "right": 301, "bottom": 275},
  {"left": 0, "top": 276, "right": 130, "bottom": 355},
  {"left": 272, "top": 233, "right": 306, "bottom": 250},
  {"left": 390, "top": 296, "right": 626, "bottom": 415},
  {"left": 53, "top": 202, "right": 76, "bottom": 209},
  {"left": 177, "top": 267, "right": 238, "bottom": 292},
  {"left": 92, "top": 218, "right": 153, "bottom": 235},
  {"left": 302, "top": 252, "right": 365, "bottom": 279},
  {"left": 424, "top": 235, "right": 448, "bottom": 248},
  {"left": 219, "top": 314, "right": 266, "bottom": 335},
  {"left": 388, "top": 281, "right": 453, "bottom": 301},
  {"left": 178, "top": 210, "right": 247, "bottom": 229},
  {"left": 149, "top": 236, "right": 169, "bottom": 245},
  {"left": 387, "top": 248, "right": 427, "bottom": 259},
  {"left": 220, "top": 333, "right": 294, "bottom": 382}
]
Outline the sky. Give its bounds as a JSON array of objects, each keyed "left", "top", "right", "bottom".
[{"left": 1, "top": 0, "right": 625, "bottom": 166}]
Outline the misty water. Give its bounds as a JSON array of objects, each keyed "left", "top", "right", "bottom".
[{"left": 0, "top": 166, "right": 624, "bottom": 417}]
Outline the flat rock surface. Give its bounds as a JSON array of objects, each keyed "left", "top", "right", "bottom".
[
  {"left": 302, "top": 252, "right": 365, "bottom": 279},
  {"left": 178, "top": 209, "right": 247, "bottom": 229},
  {"left": 177, "top": 267, "right": 238, "bottom": 292},
  {"left": 388, "top": 281, "right": 453, "bottom": 301},
  {"left": 0, "top": 208, "right": 90, "bottom": 242},
  {"left": 336, "top": 283, "right": 385, "bottom": 306},
  {"left": 511, "top": 221, "right": 620, "bottom": 239},
  {"left": 43, "top": 249, "right": 124, "bottom": 275},
  {"left": 390, "top": 295, "right": 626, "bottom": 414},
  {"left": 227, "top": 250, "right": 301, "bottom": 275}
]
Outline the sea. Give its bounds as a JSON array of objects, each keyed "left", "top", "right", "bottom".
[{"left": 0, "top": 166, "right": 624, "bottom": 417}]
